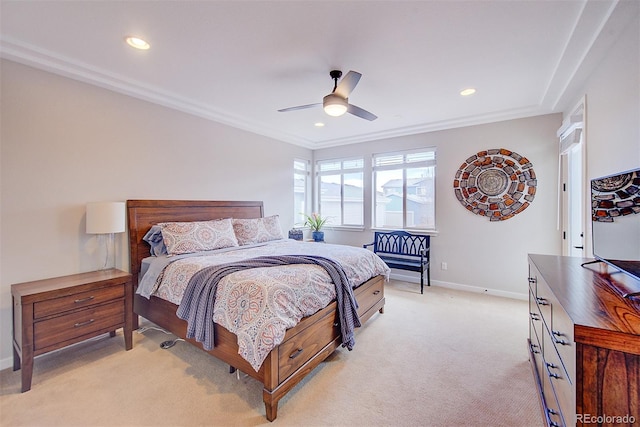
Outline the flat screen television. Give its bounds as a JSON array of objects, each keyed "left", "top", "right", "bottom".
[{"left": 590, "top": 167, "right": 640, "bottom": 280}]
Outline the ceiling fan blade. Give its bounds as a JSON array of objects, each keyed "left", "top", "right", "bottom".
[
  {"left": 348, "top": 104, "right": 377, "bottom": 121},
  {"left": 278, "top": 103, "right": 321, "bottom": 113},
  {"left": 334, "top": 71, "right": 362, "bottom": 98}
]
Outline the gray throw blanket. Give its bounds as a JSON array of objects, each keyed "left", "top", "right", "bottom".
[{"left": 176, "top": 255, "right": 361, "bottom": 353}]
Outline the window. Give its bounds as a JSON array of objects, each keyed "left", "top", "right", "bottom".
[
  {"left": 373, "top": 148, "right": 436, "bottom": 230},
  {"left": 294, "top": 159, "right": 310, "bottom": 226},
  {"left": 316, "top": 158, "right": 364, "bottom": 227}
]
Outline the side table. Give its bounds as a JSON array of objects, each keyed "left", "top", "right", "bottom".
[{"left": 11, "top": 269, "right": 133, "bottom": 392}]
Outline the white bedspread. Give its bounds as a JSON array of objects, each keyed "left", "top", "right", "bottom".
[{"left": 139, "top": 240, "right": 390, "bottom": 370}]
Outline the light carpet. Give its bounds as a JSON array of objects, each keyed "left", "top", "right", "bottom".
[{"left": 0, "top": 280, "right": 543, "bottom": 426}]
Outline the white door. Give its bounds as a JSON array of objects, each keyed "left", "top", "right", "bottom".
[
  {"left": 559, "top": 103, "right": 585, "bottom": 257},
  {"left": 566, "top": 142, "right": 584, "bottom": 257}
]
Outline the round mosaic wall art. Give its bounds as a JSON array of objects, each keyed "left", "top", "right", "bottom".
[{"left": 453, "top": 148, "right": 537, "bottom": 221}]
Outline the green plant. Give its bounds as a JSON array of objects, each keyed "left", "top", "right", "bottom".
[{"left": 303, "top": 213, "right": 328, "bottom": 232}]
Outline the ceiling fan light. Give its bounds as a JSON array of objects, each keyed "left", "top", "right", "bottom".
[{"left": 323, "top": 94, "right": 348, "bottom": 117}]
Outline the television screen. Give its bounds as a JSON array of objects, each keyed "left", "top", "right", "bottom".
[{"left": 591, "top": 167, "right": 640, "bottom": 279}]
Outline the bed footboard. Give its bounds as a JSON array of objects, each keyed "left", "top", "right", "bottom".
[{"left": 133, "top": 274, "right": 385, "bottom": 421}]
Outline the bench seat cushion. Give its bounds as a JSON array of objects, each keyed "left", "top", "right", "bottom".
[{"left": 378, "top": 255, "right": 426, "bottom": 272}]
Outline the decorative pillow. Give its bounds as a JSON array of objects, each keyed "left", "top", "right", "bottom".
[
  {"left": 143, "top": 225, "right": 168, "bottom": 256},
  {"left": 158, "top": 218, "right": 238, "bottom": 255},
  {"left": 233, "top": 215, "right": 284, "bottom": 245}
]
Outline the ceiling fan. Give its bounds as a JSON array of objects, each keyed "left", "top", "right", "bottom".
[{"left": 278, "top": 70, "right": 377, "bottom": 121}]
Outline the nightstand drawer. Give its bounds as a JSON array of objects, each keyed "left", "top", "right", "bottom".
[
  {"left": 34, "top": 284, "right": 125, "bottom": 319},
  {"left": 34, "top": 301, "right": 125, "bottom": 350}
]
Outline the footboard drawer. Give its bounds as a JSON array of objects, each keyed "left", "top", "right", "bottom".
[
  {"left": 355, "top": 276, "right": 384, "bottom": 318},
  {"left": 277, "top": 308, "right": 340, "bottom": 382}
]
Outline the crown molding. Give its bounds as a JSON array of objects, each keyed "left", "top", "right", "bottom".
[{"left": 0, "top": 36, "right": 552, "bottom": 150}]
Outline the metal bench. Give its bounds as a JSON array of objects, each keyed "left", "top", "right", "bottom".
[{"left": 364, "top": 231, "right": 431, "bottom": 294}]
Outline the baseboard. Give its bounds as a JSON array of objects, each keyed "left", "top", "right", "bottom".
[
  {"left": 0, "top": 355, "right": 12, "bottom": 371},
  {"left": 0, "top": 332, "right": 117, "bottom": 371},
  {"left": 388, "top": 272, "right": 528, "bottom": 301}
]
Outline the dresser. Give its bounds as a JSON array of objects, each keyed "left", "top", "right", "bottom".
[
  {"left": 12, "top": 269, "right": 133, "bottom": 392},
  {"left": 527, "top": 254, "right": 640, "bottom": 427}
]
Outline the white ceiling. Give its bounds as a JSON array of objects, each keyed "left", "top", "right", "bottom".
[{"left": 0, "top": 1, "right": 635, "bottom": 149}]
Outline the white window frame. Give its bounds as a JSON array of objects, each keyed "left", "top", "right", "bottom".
[
  {"left": 372, "top": 147, "right": 437, "bottom": 231},
  {"left": 316, "top": 157, "right": 365, "bottom": 228},
  {"left": 294, "top": 158, "right": 311, "bottom": 226}
]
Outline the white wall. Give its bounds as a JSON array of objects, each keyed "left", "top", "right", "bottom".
[
  {"left": 564, "top": 10, "right": 640, "bottom": 257},
  {"left": 0, "top": 60, "right": 311, "bottom": 367},
  {"left": 316, "top": 114, "right": 562, "bottom": 298}
]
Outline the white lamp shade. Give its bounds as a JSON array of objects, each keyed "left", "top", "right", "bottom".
[{"left": 86, "top": 202, "right": 125, "bottom": 234}]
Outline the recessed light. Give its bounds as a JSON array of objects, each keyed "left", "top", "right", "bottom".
[
  {"left": 314, "top": 122, "right": 325, "bottom": 127},
  {"left": 125, "top": 36, "right": 150, "bottom": 50},
  {"left": 460, "top": 88, "right": 476, "bottom": 96}
]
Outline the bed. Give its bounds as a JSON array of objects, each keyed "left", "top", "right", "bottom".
[{"left": 127, "top": 199, "right": 388, "bottom": 421}]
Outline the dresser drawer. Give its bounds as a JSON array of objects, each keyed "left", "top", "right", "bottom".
[
  {"left": 278, "top": 308, "right": 339, "bottom": 382},
  {"left": 355, "top": 277, "right": 384, "bottom": 318},
  {"left": 544, "top": 330, "right": 574, "bottom": 426},
  {"left": 34, "top": 284, "right": 125, "bottom": 319},
  {"left": 549, "top": 302, "right": 575, "bottom": 383},
  {"left": 34, "top": 300, "right": 125, "bottom": 351}
]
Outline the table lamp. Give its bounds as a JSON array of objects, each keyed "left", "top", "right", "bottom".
[{"left": 86, "top": 201, "right": 125, "bottom": 270}]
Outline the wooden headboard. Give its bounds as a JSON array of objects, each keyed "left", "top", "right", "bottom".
[{"left": 126, "top": 200, "right": 264, "bottom": 281}]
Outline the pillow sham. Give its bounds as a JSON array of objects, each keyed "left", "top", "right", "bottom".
[
  {"left": 233, "top": 215, "right": 284, "bottom": 245},
  {"left": 158, "top": 218, "right": 239, "bottom": 255},
  {"left": 143, "top": 225, "right": 168, "bottom": 256}
]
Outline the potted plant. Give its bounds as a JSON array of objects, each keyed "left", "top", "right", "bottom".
[{"left": 303, "top": 213, "right": 328, "bottom": 242}]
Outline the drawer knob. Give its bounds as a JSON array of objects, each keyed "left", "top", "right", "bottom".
[
  {"left": 289, "top": 348, "right": 303, "bottom": 359},
  {"left": 74, "top": 296, "right": 95, "bottom": 304},
  {"left": 373, "top": 290, "right": 381, "bottom": 295},
  {"left": 74, "top": 319, "right": 95, "bottom": 328}
]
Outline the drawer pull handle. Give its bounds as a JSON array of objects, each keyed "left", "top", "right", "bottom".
[
  {"left": 546, "top": 362, "right": 557, "bottom": 369},
  {"left": 74, "top": 296, "right": 95, "bottom": 304},
  {"left": 74, "top": 319, "right": 95, "bottom": 328},
  {"left": 289, "top": 348, "right": 303, "bottom": 359},
  {"left": 373, "top": 290, "right": 381, "bottom": 295},
  {"left": 549, "top": 372, "right": 561, "bottom": 379},
  {"left": 528, "top": 277, "right": 537, "bottom": 284},
  {"left": 530, "top": 312, "right": 540, "bottom": 321},
  {"left": 554, "top": 338, "right": 568, "bottom": 346},
  {"left": 536, "top": 297, "right": 549, "bottom": 306},
  {"left": 550, "top": 422, "right": 560, "bottom": 427},
  {"left": 548, "top": 408, "right": 558, "bottom": 415}
]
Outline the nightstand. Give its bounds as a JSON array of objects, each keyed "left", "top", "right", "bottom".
[{"left": 11, "top": 269, "right": 133, "bottom": 392}]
